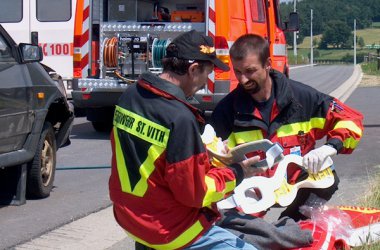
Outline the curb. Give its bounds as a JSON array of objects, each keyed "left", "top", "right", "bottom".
[
  {"left": 330, "top": 64, "right": 363, "bottom": 102},
  {"left": 15, "top": 206, "right": 130, "bottom": 250}
]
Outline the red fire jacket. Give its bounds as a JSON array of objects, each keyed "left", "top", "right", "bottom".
[
  {"left": 211, "top": 70, "right": 364, "bottom": 177},
  {"left": 109, "top": 72, "right": 242, "bottom": 249}
]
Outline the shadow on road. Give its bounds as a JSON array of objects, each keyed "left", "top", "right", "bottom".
[{"left": 69, "top": 122, "right": 111, "bottom": 140}]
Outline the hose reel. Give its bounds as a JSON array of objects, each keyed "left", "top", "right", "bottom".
[
  {"left": 103, "top": 37, "right": 118, "bottom": 68},
  {"left": 152, "top": 38, "right": 171, "bottom": 68}
]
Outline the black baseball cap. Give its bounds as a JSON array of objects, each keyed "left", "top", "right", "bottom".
[{"left": 165, "top": 30, "right": 230, "bottom": 71}]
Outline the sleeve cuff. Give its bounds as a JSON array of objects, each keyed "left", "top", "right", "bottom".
[
  {"left": 326, "top": 138, "right": 343, "bottom": 153},
  {"left": 228, "top": 163, "right": 244, "bottom": 185}
]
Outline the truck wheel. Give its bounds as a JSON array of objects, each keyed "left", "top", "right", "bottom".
[
  {"left": 91, "top": 121, "right": 113, "bottom": 132},
  {"left": 26, "top": 122, "right": 56, "bottom": 199}
]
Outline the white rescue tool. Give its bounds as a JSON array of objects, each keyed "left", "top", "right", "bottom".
[{"left": 217, "top": 154, "right": 335, "bottom": 214}]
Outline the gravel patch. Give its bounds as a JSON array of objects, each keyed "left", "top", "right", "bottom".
[{"left": 359, "top": 74, "right": 380, "bottom": 87}]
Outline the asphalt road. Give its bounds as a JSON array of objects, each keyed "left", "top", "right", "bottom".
[
  {"left": 1, "top": 64, "right": 378, "bottom": 249},
  {"left": 290, "top": 64, "right": 353, "bottom": 94}
]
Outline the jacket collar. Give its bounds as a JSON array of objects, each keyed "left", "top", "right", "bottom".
[
  {"left": 270, "top": 70, "right": 294, "bottom": 110},
  {"left": 138, "top": 72, "right": 205, "bottom": 124},
  {"left": 139, "top": 72, "right": 188, "bottom": 102}
]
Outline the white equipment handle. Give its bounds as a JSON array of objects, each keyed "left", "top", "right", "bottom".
[{"left": 217, "top": 154, "right": 335, "bottom": 214}]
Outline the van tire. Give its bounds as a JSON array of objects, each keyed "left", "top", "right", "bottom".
[{"left": 26, "top": 122, "right": 57, "bottom": 199}]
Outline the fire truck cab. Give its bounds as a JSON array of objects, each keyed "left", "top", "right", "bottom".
[{"left": 71, "top": 0, "right": 299, "bottom": 132}]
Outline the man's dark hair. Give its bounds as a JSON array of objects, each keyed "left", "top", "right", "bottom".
[
  {"left": 230, "top": 34, "right": 270, "bottom": 67},
  {"left": 162, "top": 43, "right": 212, "bottom": 75}
]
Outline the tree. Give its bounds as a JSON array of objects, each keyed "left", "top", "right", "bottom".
[
  {"left": 357, "top": 36, "right": 365, "bottom": 49},
  {"left": 320, "top": 20, "right": 352, "bottom": 48},
  {"left": 279, "top": 0, "right": 378, "bottom": 40},
  {"left": 284, "top": 31, "right": 304, "bottom": 47}
]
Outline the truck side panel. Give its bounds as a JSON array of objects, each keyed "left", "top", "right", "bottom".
[{"left": 0, "top": 0, "right": 77, "bottom": 98}]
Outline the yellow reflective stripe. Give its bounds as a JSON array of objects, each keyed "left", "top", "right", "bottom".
[
  {"left": 202, "top": 176, "right": 235, "bottom": 207},
  {"left": 126, "top": 220, "right": 204, "bottom": 250},
  {"left": 113, "top": 105, "right": 170, "bottom": 147},
  {"left": 232, "top": 130, "right": 264, "bottom": 145},
  {"left": 133, "top": 145, "right": 165, "bottom": 197},
  {"left": 113, "top": 127, "right": 131, "bottom": 193},
  {"left": 227, "top": 134, "right": 237, "bottom": 148},
  {"left": 277, "top": 118, "right": 326, "bottom": 137},
  {"left": 343, "top": 137, "right": 360, "bottom": 149},
  {"left": 334, "top": 121, "right": 363, "bottom": 136},
  {"left": 113, "top": 127, "right": 165, "bottom": 197}
]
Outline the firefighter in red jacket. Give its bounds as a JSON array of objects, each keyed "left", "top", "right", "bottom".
[
  {"left": 210, "top": 34, "right": 364, "bottom": 221},
  {"left": 109, "top": 30, "right": 263, "bottom": 249}
]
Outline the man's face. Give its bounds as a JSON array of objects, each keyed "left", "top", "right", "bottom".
[{"left": 232, "top": 52, "right": 270, "bottom": 95}]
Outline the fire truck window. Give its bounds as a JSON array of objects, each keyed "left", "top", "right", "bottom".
[
  {"left": 0, "top": 36, "right": 15, "bottom": 63},
  {"left": 0, "top": 0, "right": 22, "bottom": 23},
  {"left": 36, "top": 0, "right": 71, "bottom": 22},
  {"left": 250, "top": 0, "right": 266, "bottom": 23}
]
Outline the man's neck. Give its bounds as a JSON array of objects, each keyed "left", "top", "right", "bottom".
[{"left": 159, "top": 71, "right": 182, "bottom": 86}]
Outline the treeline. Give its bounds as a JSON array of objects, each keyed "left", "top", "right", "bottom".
[{"left": 280, "top": 0, "right": 380, "bottom": 47}]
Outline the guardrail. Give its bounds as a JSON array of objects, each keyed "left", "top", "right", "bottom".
[{"left": 313, "top": 59, "right": 351, "bottom": 65}]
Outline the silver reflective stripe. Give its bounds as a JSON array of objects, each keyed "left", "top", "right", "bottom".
[{"left": 273, "top": 44, "right": 287, "bottom": 56}]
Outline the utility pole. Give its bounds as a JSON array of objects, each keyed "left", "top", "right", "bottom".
[
  {"left": 293, "top": 0, "right": 297, "bottom": 64},
  {"left": 354, "top": 19, "right": 357, "bottom": 65},
  {"left": 310, "top": 9, "right": 313, "bottom": 66}
]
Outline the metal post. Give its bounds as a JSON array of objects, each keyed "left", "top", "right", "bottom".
[
  {"left": 354, "top": 19, "right": 357, "bottom": 65},
  {"left": 310, "top": 9, "right": 313, "bottom": 66},
  {"left": 293, "top": 0, "right": 297, "bottom": 64}
]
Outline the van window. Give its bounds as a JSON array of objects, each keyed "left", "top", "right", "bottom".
[
  {"left": 0, "top": 0, "right": 23, "bottom": 23},
  {"left": 250, "top": 0, "right": 266, "bottom": 23},
  {"left": 36, "top": 0, "right": 71, "bottom": 22}
]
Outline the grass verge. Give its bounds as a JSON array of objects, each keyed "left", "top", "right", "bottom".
[
  {"left": 352, "top": 174, "right": 380, "bottom": 249},
  {"left": 361, "top": 61, "right": 380, "bottom": 76}
]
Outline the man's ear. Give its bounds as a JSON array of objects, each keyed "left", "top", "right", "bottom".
[
  {"left": 265, "top": 58, "right": 272, "bottom": 70},
  {"left": 188, "top": 62, "right": 199, "bottom": 77}
]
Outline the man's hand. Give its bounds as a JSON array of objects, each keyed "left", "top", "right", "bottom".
[
  {"left": 303, "top": 145, "right": 337, "bottom": 173},
  {"left": 239, "top": 156, "right": 268, "bottom": 178}
]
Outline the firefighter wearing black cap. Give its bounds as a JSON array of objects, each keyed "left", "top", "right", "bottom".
[{"left": 109, "top": 30, "right": 262, "bottom": 249}]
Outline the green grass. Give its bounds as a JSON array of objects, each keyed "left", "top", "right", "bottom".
[
  {"left": 357, "top": 28, "right": 380, "bottom": 46},
  {"left": 297, "top": 34, "right": 322, "bottom": 49},
  {"left": 361, "top": 61, "right": 380, "bottom": 75},
  {"left": 360, "top": 174, "right": 380, "bottom": 208},
  {"left": 354, "top": 243, "right": 380, "bottom": 250},
  {"left": 372, "top": 22, "right": 380, "bottom": 28},
  {"left": 352, "top": 174, "right": 380, "bottom": 249},
  {"left": 297, "top": 28, "right": 380, "bottom": 49},
  {"left": 287, "top": 48, "right": 363, "bottom": 64}
]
